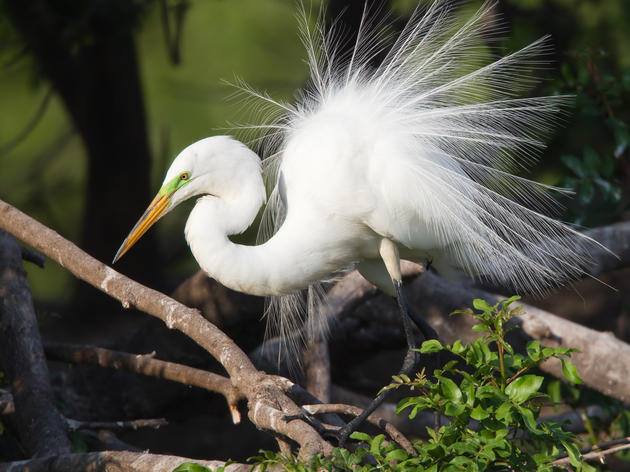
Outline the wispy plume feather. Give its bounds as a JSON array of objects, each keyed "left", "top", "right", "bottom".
[{"left": 228, "top": 1, "right": 607, "bottom": 364}]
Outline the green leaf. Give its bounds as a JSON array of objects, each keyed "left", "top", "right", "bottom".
[
  {"left": 471, "top": 323, "right": 490, "bottom": 332},
  {"left": 505, "top": 375, "right": 544, "bottom": 403},
  {"left": 173, "top": 463, "right": 213, "bottom": 472},
  {"left": 438, "top": 376, "right": 462, "bottom": 402},
  {"left": 425, "top": 443, "right": 446, "bottom": 459},
  {"left": 526, "top": 340, "right": 541, "bottom": 362},
  {"left": 444, "top": 401, "right": 466, "bottom": 416},
  {"left": 541, "top": 347, "right": 556, "bottom": 358},
  {"left": 461, "top": 378, "right": 475, "bottom": 406},
  {"left": 420, "top": 339, "right": 443, "bottom": 353},
  {"left": 583, "top": 147, "right": 600, "bottom": 175},
  {"left": 578, "top": 179, "right": 595, "bottom": 205},
  {"left": 496, "top": 337, "right": 514, "bottom": 355},
  {"left": 473, "top": 298, "right": 493, "bottom": 312},
  {"left": 501, "top": 295, "right": 521, "bottom": 308},
  {"left": 578, "top": 462, "right": 598, "bottom": 472},
  {"left": 495, "top": 401, "right": 513, "bottom": 421},
  {"left": 518, "top": 406, "right": 540, "bottom": 433},
  {"left": 385, "top": 449, "right": 409, "bottom": 462},
  {"left": 349, "top": 431, "right": 371, "bottom": 442},
  {"left": 481, "top": 417, "right": 507, "bottom": 431},
  {"left": 561, "top": 359, "right": 583, "bottom": 384},
  {"left": 441, "top": 359, "right": 459, "bottom": 372},
  {"left": 561, "top": 154, "right": 585, "bottom": 178},
  {"left": 561, "top": 440, "right": 582, "bottom": 468},
  {"left": 547, "top": 380, "right": 562, "bottom": 405},
  {"left": 450, "top": 339, "right": 466, "bottom": 355},
  {"left": 470, "top": 404, "right": 489, "bottom": 420},
  {"left": 369, "top": 434, "right": 385, "bottom": 457},
  {"left": 479, "top": 341, "right": 494, "bottom": 364}
]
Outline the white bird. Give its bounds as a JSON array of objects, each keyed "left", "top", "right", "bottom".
[{"left": 114, "top": 0, "right": 597, "bottom": 441}]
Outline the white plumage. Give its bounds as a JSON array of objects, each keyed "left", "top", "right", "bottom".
[{"left": 115, "top": 1, "right": 598, "bottom": 353}]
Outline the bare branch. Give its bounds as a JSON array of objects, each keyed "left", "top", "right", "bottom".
[
  {"left": 514, "top": 303, "right": 630, "bottom": 402},
  {"left": 303, "top": 403, "right": 415, "bottom": 455},
  {"left": 0, "top": 199, "right": 332, "bottom": 457},
  {"left": 65, "top": 417, "right": 167, "bottom": 432},
  {"left": 583, "top": 221, "right": 630, "bottom": 275},
  {"left": 321, "top": 260, "right": 630, "bottom": 405},
  {"left": 551, "top": 436, "right": 630, "bottom": 467},
  {"left": 302, "top": 334, "right": 331, "bottom": 403},
  {"left": 80, "top": 430, "right": 142, "bottom": 452},
  {"left": 0, "top": 451, "right": 250, "bottom": 472},
  {"left": 20, "top": 246, "right": 45, "bottom": 268},
  {"left": 330, "top": 385, "right": 439, "bottom": 438},
  {"left": 44, "top": 342, "right": 243, "bottom": 423},
  {"left": 406, "top": 271, "right": 630, "bottom": 403},
  {"left": 0, "top": 391, "right": 163, "bottom": 450}
]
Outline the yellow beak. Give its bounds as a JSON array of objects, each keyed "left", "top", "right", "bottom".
[{"left": 113, "top": 192, "right": 172, "bottom": 263}]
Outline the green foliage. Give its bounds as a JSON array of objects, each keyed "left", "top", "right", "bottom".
[
  {"left": 548, "top": 376, "right": 630, "bottom": 455},
  {"left": 555, "top": 59, "right": 630, "bottom": 227},
  {"left": 172, "top": 463, "right": 212, "bottom": 472},
  {"left": 172, "top": 461, "right": 233, "bottom": 472},
  {"left": 247, "top": 297, "right": 595, "bottom": 472}
]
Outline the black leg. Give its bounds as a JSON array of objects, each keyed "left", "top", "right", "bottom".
[{"left": 335, "top": 279, "right": 435, "bottom": 447}]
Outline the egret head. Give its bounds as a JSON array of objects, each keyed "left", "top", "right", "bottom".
[{"left": 113, "top": 135, "right": 262, "bottom": 263}]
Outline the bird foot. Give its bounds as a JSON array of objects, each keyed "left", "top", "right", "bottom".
[{"left": 283, "top": 409, "right": 349, "bottom": 444}]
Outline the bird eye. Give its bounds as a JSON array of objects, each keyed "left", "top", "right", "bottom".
[{"left": 180, "top": 172, "right": 189, "bottom": 180}]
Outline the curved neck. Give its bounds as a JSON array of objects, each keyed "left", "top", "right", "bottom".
[{"left": 184, "top": 179, "right": 346, "bottom": 296}]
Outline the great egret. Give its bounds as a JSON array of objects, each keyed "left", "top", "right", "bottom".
[{"left": 114, "top": 1, "right": 597, "bottom": 442}]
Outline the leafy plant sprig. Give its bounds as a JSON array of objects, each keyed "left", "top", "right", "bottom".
[{"left": 196, "top": 298, "right": 596, "bottom": 472}]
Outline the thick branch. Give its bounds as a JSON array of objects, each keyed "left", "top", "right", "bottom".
[
  {"left": 0, "top": 199, "right": 331, "bottom": 457},
  {"left": 583, "top": 221, "right": 630, "bottom": 275},
  {"left": 405, "top": 271, "right": 630, "bottom": 403},
  {"left": 44, "top": 342, "right": 243, "bottom": 423},
  {"left": 0, "top": 451, "right": 250, "bottom": 472},
  {"left": 65, "top": 417, "right": 167, "bottom": 432},
  {"left": 0, "top": 230, "right": 71, "bottom": 457},
  {"left": 323, "top": 262, "right": 630, "bottom": 404}
]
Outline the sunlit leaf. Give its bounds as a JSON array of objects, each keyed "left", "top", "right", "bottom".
[
  {"left": 420, "top": 339, "right": 443, "bottom": 353},
  {"left": 561, "top": 359, "right": 583, "bottom": 384},
  {"left": 438, "top": 376, "right": 462, "bottom": 403},
  {"left": 173, "top": 463, "right": 213, "bottom": 472},
  {"left": 473, "top": 298, "right": 493, "bottom": 312}
]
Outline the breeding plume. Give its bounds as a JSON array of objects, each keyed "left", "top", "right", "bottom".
[{"left": 115, "top": 0, "right": 595, "bottom": 439}]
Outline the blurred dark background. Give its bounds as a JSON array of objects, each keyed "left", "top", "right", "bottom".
[{"left": 0, "top": 0, "right": 629, "bottom": 461}]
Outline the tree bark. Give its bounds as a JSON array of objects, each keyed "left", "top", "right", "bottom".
[
  {"left": 344, "top": 266, "right": 630, "bottom": 404},
  {"left": 0, "top": 230, "right": 72, "bottom": 457},
  {"left": 0, "top": 451, "right": 250, "bottom": 472},
  {"left": 0, "top": 199, "right": 332, "bottom": 458}
]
